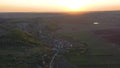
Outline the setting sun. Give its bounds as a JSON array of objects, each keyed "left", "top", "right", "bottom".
[
  {"left": 57, "top": 0, "right": 92, "bottom": 12},
  {"left": 63, "top": 3, "right": 85, "bottom": 12}
]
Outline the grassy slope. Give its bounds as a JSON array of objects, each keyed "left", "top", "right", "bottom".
[{"left": 0, "top": 27, "right": 51, "bottom": 68}]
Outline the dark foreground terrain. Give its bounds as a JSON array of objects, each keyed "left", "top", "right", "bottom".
[{"left": 0, "top": 11, "right": 120, "bottom": 68}]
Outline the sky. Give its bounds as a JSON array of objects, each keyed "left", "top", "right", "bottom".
[{"left": 0, "top": 0, "right": 120, "bottom": 12}]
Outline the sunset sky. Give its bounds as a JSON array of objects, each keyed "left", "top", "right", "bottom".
[{"left": 0, "top": 0, "right": 120, "bottom": 12}]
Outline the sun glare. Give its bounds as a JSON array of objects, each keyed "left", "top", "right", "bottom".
[
  {"left": 58, "top": 0, "right": 92, "bottom": 12},
  {"left": 65, "top": 4, "right": 84, "bottom": 12}
]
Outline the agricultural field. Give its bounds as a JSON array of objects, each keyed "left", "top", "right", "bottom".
[
  {"left": 60, "top": 31, "right": 120, "bottom": 68},
  {"left": 94, "top": 28, "right": 120, "bottom": 45}
]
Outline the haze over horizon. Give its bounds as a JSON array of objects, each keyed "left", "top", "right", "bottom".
[{"left": 0, "top": 0, "right": 120, "bottom": 12}]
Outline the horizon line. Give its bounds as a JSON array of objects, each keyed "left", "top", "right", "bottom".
[{"left": 0, "top": 10, "right": 120, "bottom": 13}]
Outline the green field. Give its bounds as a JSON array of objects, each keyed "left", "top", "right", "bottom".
[{"left": 59, "top": 31, "right": 120, "bottom": 68}]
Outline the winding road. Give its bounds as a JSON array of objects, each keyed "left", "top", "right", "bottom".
[{"left": 49, "top": 39, "right": 77, "bottom": 68}]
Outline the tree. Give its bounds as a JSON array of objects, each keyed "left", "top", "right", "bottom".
[{"left": 46, "top": 22, "right": 59, "bottom": 33}]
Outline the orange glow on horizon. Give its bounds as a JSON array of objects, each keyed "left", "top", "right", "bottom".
[{"left": 0, "top": 0, "right": 120, "bottom": 12}]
